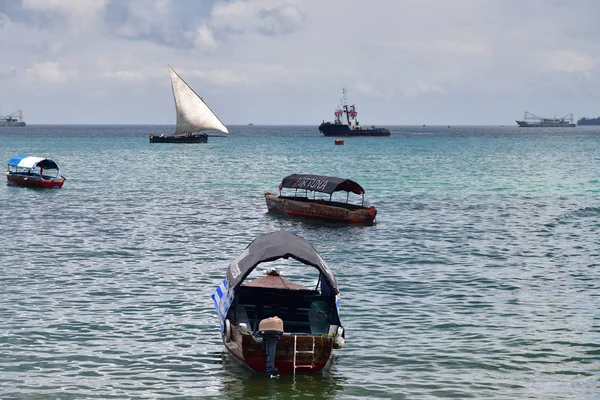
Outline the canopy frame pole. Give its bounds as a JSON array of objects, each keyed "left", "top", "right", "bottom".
[{"left": 361, "top": 194, "right": 364, "bottom": 206}]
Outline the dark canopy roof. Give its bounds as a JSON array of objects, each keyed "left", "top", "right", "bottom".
[
  {"left": 226, "top": 230, "right": 338, "bottom": 294},
  {"left": 280, "top": 174, "right": 365, "bottom": 195}
]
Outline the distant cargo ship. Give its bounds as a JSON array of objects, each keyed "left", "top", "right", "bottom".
[
  {"left": 319, "top": 88, "right": 390, "bottom": 137},
  {"left": 516, "top": 111, "right": 575, "bottom": 128},
  {"left": 0, "top": 110, "right": 26, "bottom": 127},
  {"left": 576, "top": 116, "right": 600, "bottom": 125}
]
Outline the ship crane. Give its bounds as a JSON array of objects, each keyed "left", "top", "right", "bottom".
[
  {"left": 522, "top": 111, "right": 574, "bottom": 123},
  {"left": 0, "top": 109, "right": 26, "bottom": 126},
  {"left": 516, "top": 110, "right": 575, "bottom": 127}
]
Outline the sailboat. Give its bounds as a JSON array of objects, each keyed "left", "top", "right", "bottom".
[{"left": 149, "top": 65, "right": 229, "bottom": 143}]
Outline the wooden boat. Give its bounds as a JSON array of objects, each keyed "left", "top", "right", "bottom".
[
  {"left": 5, "top": 156, "right": 65, "bottom": 189},
  {"left": 265, "top": 174, "right": 377, "bottom": 223},
  {"left": 211, "top": 230, "right": 345, "bottom": 376},
  {"left": 149, "top": 65, "right": 228, "bottom": 143}
]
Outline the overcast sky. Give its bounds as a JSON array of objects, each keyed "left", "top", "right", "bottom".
[{"left": 1, "top": 0, "right": 599, "bottom": 125}]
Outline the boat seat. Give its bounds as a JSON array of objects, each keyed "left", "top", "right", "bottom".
[
  {"left": 308, "top": 301, "right": 330, "bottom": 334},
  {"left": 234, "top": 305, "right": 252, "bottom": 331},
  {"left": 234, "top": 293, "right": 333, "bottom": 335}
]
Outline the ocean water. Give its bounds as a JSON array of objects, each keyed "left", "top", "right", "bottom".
[{"left": 0, "top": 124, "right": 599, "bottom": 399}]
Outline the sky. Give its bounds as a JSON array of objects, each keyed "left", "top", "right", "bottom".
[{"left": 1, "top": 0, "right": 599, "bottom": 125}]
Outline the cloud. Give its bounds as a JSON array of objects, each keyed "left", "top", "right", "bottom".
[
  {"left": 402, "top": 80, "right": 447, "bottom": 98},
  {"left": 96, "top": 0, "right": 306, "bottom": 51},
  {"left": 194, "top": 24, "right": 218, "bottom": 52},
  {"left": 103, "top": 70, "right": 145, "bottom": 82},
  {"left": 21, "top": 0, "right": 108, "bottom": 30},
  {"left": 543, "top": 50, "right": 595, "bottom": 73},
  {"left": 211, "top": 0, "right": 305, "bottom": 35},
  {"left": 355, "top": 82, "right": 394, "bottom": 99},
  {"left": 23, "top": 61, "right": 78, "bottom": 84},
  {"left": 186, "top": 63, "right": 295, "bottom": 86},
  {"left": 3, "top": 1, "right": 600, "bottom": 124},
  {"left": 378, "top": 39, "right": 492, "bottom": 58}
]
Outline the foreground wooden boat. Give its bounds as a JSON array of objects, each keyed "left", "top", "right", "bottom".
[
  {"left": 5, "top": 156, "right": 65, "bottom": 189},
  {"left": 149, "top": 65, "right": 228, "bottom": 144},
  {"left": 265, "top": 174, "right": 377, "bottom": 223},
  {"left": 212, "top": 230, "right": 345, "bottom": 376}
]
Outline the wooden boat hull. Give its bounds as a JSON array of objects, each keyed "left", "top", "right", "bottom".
[
  {"left": 265, "top": 192, "right": 376, "bottom": 223},
  {"left": 5, "top": 172, "right": 65, "bottom": 188},
  {"left": 224, "top": 328, "right": 334, "bottom": 374},
  {"left": 149, "top": 133, "right": 208, "bottom": 143}
]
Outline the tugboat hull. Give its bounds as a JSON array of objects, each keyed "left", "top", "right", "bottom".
[{"left": 319, "top": 123, "right": 390, "bottom": 137}]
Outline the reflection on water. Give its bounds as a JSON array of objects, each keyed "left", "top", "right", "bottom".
[{"left": 219, "top": 351, "right": 346, "bottom": 399}]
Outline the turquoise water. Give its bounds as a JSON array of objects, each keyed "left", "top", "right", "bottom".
[{"left": 1, "top": 125, "right": 599, "bottom": 399}]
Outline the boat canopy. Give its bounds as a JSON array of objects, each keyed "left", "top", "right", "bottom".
[
  {"left": 226, "top": 230, "right": 339, "bottom": 294},
  {"left": 7, "top": 156, "right": 59, "bottom": 170},
  {"left": 280, "top": 174, "right": 365, "bottom": 195}
]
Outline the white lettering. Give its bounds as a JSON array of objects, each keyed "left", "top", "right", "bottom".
[
  {"left": 230, "top": 248, "right": 250, "bottom": 279},
  {"left": 293, "top": 178, "right": 330, "bottom": 192}
]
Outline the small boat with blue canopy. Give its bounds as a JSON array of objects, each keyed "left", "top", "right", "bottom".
[
  {"left": 212, "top": 230, "right": 345, "bottom": 376},
  {"left": 5, "top": 156, "right": 66, "bottom": 188}
]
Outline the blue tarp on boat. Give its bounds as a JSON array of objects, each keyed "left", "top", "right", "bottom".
[{"left": 7, "top": 156, "right": 59, "bottom": 170}]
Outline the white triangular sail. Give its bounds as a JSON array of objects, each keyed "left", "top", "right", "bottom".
[{"left": 169, "top": 66, "right": 229, "bottom": 136}]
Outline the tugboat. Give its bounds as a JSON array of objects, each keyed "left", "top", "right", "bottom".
[{"left": 319, "top": 88, "right": 390, "bottom": 137}]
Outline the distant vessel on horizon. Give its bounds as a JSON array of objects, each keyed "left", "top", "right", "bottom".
[
  {"left": 576, "top": 116, "right": 600, "bottom": 125},
  {"left": 319, "top": 88, "right": 390, "bottom": 137},
  {"left": 516, "top": 111, "right": 575, "bottom": 128},
  {"left": 0, "top": 109, "right": 26, "bottom": 127}
]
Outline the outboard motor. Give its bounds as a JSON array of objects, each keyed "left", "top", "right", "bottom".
[{"left": 255, "top": 316, "right": 284, "bottom": 376}]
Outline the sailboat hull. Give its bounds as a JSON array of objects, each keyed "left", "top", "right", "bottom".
[{"left": 149, "top": 133, "right": 208, "bottom": 143}]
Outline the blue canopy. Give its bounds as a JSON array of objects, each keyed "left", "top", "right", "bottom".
[{"left": 8, "top": 156, "right": 59, "bottom": 170}]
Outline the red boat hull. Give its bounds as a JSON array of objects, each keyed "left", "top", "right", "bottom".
[
  {"left": 6, "top": 172, "right": 65, "bottom": 188},
  {"left": 224, "top": 329, "right": 334, "bottom": 374},
  {"left": 265, "top": 193, "right": 376, "bottom": 223}
]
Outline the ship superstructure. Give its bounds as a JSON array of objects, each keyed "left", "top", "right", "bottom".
[
  {"left": 516, "top": 111, "right": 575, "bottom": 128},
  {"left": 0, "top": 110, "right": 26, "bottom": 127}
]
